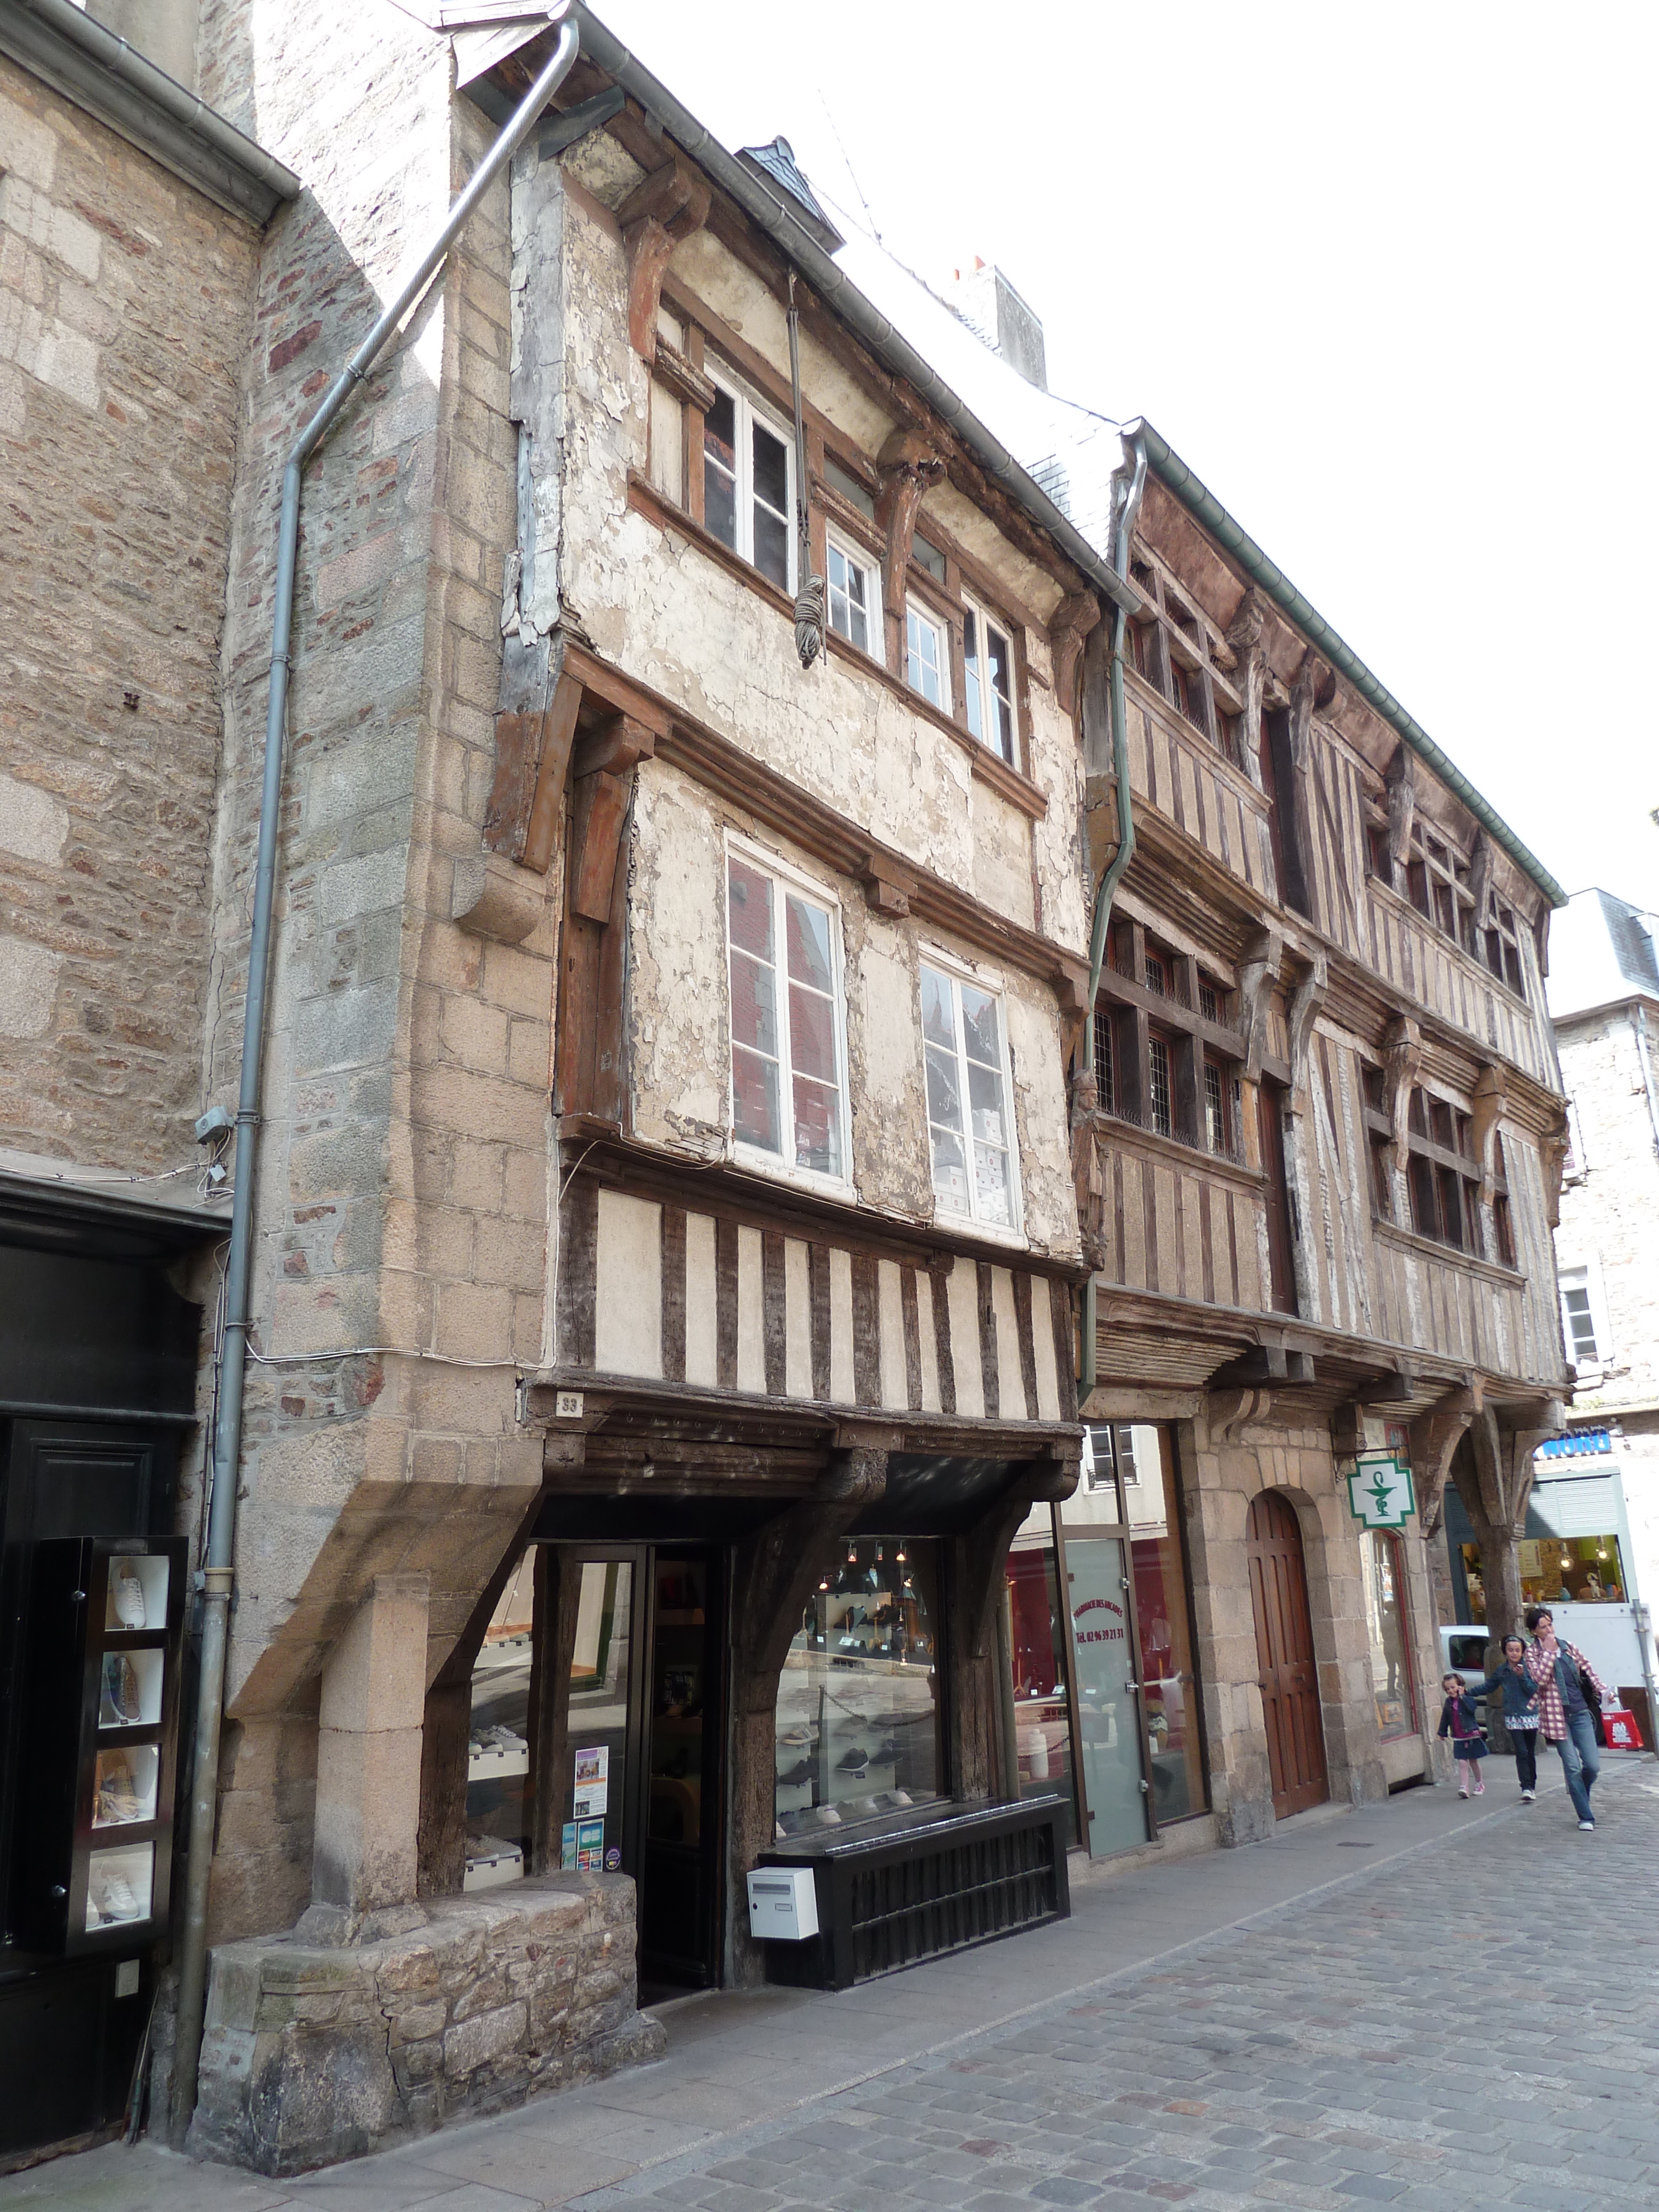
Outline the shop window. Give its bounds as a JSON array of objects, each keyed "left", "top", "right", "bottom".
[
  {"left": 1004, "top": 1503, "right": 1076, "bottom": 1843},
  {"left": 1462, "top": 1533, "right": 1629, "bottom": 1619},
  {"left": 920, "top": 959, "right": 1019, "bottom": 1230},
  {"left": 776, "top": 1538, "right": 941, "bottom": 1834},
  {"left": 727, "top": 844, "right": 849, "bottom": 1186},
  {"left": 465, "top": 1553, "right": 537, "bottom": 1892},
  {"left": 1362, "top": 1530, "right": 1416, "bottom": 1740},
  {"left": 556, "top": 1557, "right": 634, "bottom": 1873}
]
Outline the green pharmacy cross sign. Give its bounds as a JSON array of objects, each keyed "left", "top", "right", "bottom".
[{"left": 1347, "top": 1452, "right": 1417, "bottom": 1528}]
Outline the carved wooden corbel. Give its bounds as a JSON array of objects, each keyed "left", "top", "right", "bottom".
[
  {"left": 875, "top": 426, "right": 945, "bottom": 660},
  {"left": 1381, "top": 1014, "right": 1423, "bottom": 1172},
  {"left": 860, "top": 852, "right": 916, "bottom": 918},
  {"left": 733, "top": 1446, "right": 888, "bottom": 1702},
  {"left": 1285, "top": 954, "right": 1328, "bottom": 1109},
  {"left": 1409, "top": 1394, "right": 1473, "bottom": 1537},
  {"left": 960, "top": 1456, "right": 1077, "bottom": 1662},
  {"left": 1287, "top": 653, "right": 1327, "bottom": 773},
  {"left": 1048, "top": 592, "right": 1101, "bottom": 718},
  {"left": 1385, "top": 743, "right": 1416, "bottom": 896},
  {"left": 1538, "top": 1108, "right": 1571, "bottom": 1230},
  {"left": 1238, "top": 926, "right": 1284, "bottom": 1083},
  {"left": 1224, "top": 586, "right": 1266, "bottom": 785},
  {"left": 483, "top": 669, "right": 583, "bottom": 874},
  {"left": 567, "top": 714, "right": 654, "bottom": 923},
  {"left": 1471, "top": 1063, "right": 1508, "bottom": 1204},
  {"left": 1468, "top": 830, "right": 1495, "bottom": 939},
  {"left": 618, "top": 155, "right": 712, "bottom": 359}
]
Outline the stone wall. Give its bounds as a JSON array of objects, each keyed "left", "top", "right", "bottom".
[
  {"left": 0, "top": 56, "right": 256, "bottom": 1169},
  {"left": 190, "top": 1872, "right": 663, "bottom": 2175},
  {"left": 1177, "top": 1411, "right": 1445, "bottom": 1842},
  {"left": 188, "top": 2, "right": 555, "bottom": 1943}
]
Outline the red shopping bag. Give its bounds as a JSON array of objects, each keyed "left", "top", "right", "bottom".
[{"left": 1603, "top": 1707, "right": 1643, "bottom": 1750}]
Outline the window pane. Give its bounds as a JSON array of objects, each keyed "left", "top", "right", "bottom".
[
  {"left": 556, "top": 1561, "right": 632, "bottom": 1876},
  {"left": 1149, "top": 1036, "right": 1171, "bottom": 1139},
  {"left": 967, "top": 1057, "right": 1005, "bottom": 1147},
  {"left": 727, "top": 858, "right": 774, "bottom": 958},
  {"left": 987, "top": 623, "right": 1014, "bottom": 759},
  {"left": 920, "top": 965, "right": 955, "bottom": 1047},
  {"left": 960, "top": 984, "right": 1001, "bottom": 1067},
  {"left": 906, "top": 608, "right": 942, "bottom": 705},
  {"left": 924, "top": 1041, "right": 963, "bottom": 1132},
  {"left": 776, "top": 1539, "right": 943, "bottom": 1834},
  {"left": 732, "top": 1041, "right": 781, "bottom": 1152},
  {"left": 1204, "top": 1062, "right": 1225, "bottom": 1151},
  {"left": 928, "top": 1124, "right": 969, "bottom": 1213},
  {"left": 792, "top": 1072, "right": 841, "bottom": 1177},
  {"left": 1363, "top": 1531, "right": 1416, "bottom": 1741},
  {"left": 785, "top": 894, "right": 834, "bottom": 993},
  {"left": 964, "top": 611, "right": 984, "bottom": 739},
  {"left": 466, "top": 1553, "right": 537, "bottom": 1891},
  {"left": 827, "top": 545, "right": 868, "bottom": 651},
  {"left": 753, "top": 419, "right": 789, "bottom": 518},
  {"left": 788, "top": 980, "right": 835, "bottom": 1082},
  {"left": 973, "top": 1142, "right": 1011, "bottom": 1224},
  {"left": 704, "top": 389, "right": 737, "bottom": 550},
  {"left": 729, "top": 949, "right": 776, "bottom": 1057},
  {"left": 753, "top": 503, "right": 789, "bottom": 589}
]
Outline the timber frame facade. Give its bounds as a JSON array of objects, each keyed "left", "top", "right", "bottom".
[{"left": 1074, "top": 454, "right": 1569, "bottom": 1830}]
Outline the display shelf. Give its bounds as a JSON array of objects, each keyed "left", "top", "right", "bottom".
[
  {"left": 463, "top": 1839, "right": 525, "bottom": 1892},
  {"left": 12, "top": 1535, "right": 185, "bottom": 1957}
]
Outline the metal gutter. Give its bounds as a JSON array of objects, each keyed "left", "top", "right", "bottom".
[
  {"left": 568, "top": 3, "right": 1138, "bottom": 622},
  {"left": 0, "top": 0, "right": 299, "bottom": 223},
  {"left": 1125, "top": 417, "right": 1566, "bottom": 909}
]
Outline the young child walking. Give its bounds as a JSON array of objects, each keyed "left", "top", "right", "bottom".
[{"left": 1438, "top": 1672, "right": 1489, "bottom": 1795}]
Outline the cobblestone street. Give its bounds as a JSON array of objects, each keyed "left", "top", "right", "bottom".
[
  {"left": 576, "top": 1766, "right": 1659, "bottom": 2212},
  {"left": 8, "top": 1763, "right": 1657, "bottom": 2212}
]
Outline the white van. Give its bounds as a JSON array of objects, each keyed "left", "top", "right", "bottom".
[{"left": 1439, "top": 1627, "right": 1493, "bottom": 1702}]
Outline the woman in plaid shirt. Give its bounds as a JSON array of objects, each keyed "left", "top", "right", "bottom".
[{"left": 1524, "top": 1605, "right": 1611, "bottom": 1830}]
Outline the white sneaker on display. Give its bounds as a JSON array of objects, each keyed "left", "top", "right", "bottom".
[{"left": 113, "top": 1572, "right": 147, "bottom": 1629}]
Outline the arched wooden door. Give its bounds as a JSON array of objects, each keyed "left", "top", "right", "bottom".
[{"left": 1246, "top": 1491, "right": 1328, "bottom": 1817}]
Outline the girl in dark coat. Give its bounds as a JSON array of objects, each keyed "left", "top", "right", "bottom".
[
  {"left": 1438, "top": 1672, "right": 1488, "bottom": 1795},
  {"left": 1480, "top": 1634, "right": 1543, "bottom": 1802}
]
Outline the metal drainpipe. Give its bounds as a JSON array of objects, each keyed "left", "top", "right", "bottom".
[
  {"left": 1077, "top": 433, "right": 1147, "bottom": 1401},
  {"left": 169, "top": 7, "right": 581, "bottom": 2143}
]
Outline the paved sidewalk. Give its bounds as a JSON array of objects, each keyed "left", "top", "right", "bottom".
[{"left": 7, "top": 1755, "right": 1657, "bottom": 2211}]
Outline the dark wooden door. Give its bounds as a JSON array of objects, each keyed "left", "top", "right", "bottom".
[{"left": 1246, "top": 1491, "right": 1327, "bottom": 1818}]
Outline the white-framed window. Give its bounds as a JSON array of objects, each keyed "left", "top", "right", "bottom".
[
  {"left": 1563, "top": 1096, "right": 1587, "bottom": 1183},
  {"left": 963, "top": 598, "right": 1015, "bottom": 762},
  {"left": 726, "top": 840, "right": 848, "bottom": 1186},
  {"left": 920, "top": 957, "right": 1019, "bottom": 1230},
  {"left": 826, "top": 534, "right": 878, "bottom": 656},
  {"left": 906, "top": 603, "right": 947, "bottom": 709},
  {"left": 1558, "top": 1261, "right": 1610, "bottom": 1372},
  {"left": 702, "top": 369, "right": 794, "bottom": 592}
]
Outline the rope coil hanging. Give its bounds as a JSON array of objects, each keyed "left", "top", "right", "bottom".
[{"left": 787, "top": 273, "right": 824, "bottom": 670}]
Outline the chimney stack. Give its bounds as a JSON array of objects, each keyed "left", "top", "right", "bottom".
[{"left": 946, "top": 257, "right": 1047, "bottom": 391}]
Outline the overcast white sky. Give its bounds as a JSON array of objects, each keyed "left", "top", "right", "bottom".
[{"left": 589, "top": 0, "right": 1659, "bottom": 916}]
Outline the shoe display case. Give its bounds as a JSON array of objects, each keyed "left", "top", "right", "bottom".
[{"left": 12, "top": 1536, "right": 186, "bottom": 1956}]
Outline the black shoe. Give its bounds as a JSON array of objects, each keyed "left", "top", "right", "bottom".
[
  {"left": 836, "top": 1746, "right": 869, "bottom": 1774},
  {"left": 777, "top": 1759, "right": 814, "bottom": 1786}
]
